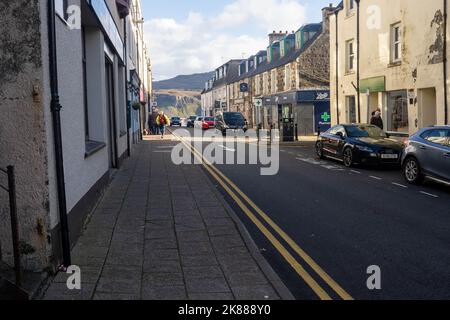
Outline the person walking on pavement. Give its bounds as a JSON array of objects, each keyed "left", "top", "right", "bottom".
[
  {"left": 370, "top": 108, "right": 384, "bottom": 130},
  {"left": 149, "top": 107, "right": 159, "bottom": 135},
  {"left": 156, "top": 111, "right": 171, "bottom": 139}
]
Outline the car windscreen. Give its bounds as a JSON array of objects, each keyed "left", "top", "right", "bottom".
[
  {"left": 346, "top": 126, "right": 387, "bottom": 138},
  {"left": 189, "top": 116, "right": 197, "bottom": 120},
  {"left": 172, "top": 117, "right": 180, "bottom": 120},
  {"left": 205, "top": 117, "right": 215, "bottom": 121},
  {"left": 223, "top": 113, "right": 244, "bottom": 124}
]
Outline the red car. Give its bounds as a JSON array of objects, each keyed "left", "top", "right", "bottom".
[{"left": 201, "top": 117, "right": 216, "bottom": 130}]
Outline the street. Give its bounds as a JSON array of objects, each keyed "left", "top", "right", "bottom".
[{"left": 178, "top": 128, "right": 450, "bottom": 300}]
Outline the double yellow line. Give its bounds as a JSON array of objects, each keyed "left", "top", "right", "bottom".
[{"left": 172, "top": 132, "right": 353, "bottom": 300}]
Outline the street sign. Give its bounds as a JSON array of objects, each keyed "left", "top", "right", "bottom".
[
  {"left": 254, "top": 98, "right": 262, "bottom": 108},
  {"left": 240, "top": 83, "right": 249, "bottom": 92}
]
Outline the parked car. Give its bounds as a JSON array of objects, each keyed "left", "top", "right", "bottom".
[
  {"left": 170, "top": 117, "right": 181, "bottom": 127},
  {"left": 215, "top": 112, "right": 247, "bottom": 135},
  {"left": 187, "top": 115, "right": 198, "bottom": 128},
  {"left": 315, "top": 124, "right": 404, "bottom": 167},
  {"left": 402, "top": 126, "right": 450, "bottom": 185}
]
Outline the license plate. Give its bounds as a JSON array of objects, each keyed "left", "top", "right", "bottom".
[{"left": 381, "top": 154, "right": 398, "bottom": 159}]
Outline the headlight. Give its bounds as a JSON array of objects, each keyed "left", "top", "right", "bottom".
[{"left": 356, "top": 145, "right": 374, "bottom": 153}]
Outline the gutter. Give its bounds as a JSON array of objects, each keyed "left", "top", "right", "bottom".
[
  {"left": 444, "top": 0, "right": 449, "bottom": 124},
  {"left": 124, "top": 21, "right": 131, "bottom": 157},
  {"left": 47, "top": 0, "right": 71, "bottom": 268},
  {"left": 356, "top": 0, "right": 361, "bottom": 123},
  {"left": 335, "top": 10, "right": 340, "bottom": 124}
]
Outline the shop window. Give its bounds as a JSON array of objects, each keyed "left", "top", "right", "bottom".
[{"left": 388, "top": 91, "right": 409, "bottom": 133}]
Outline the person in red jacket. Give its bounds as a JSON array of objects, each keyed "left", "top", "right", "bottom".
[{"left": 156, "top": 111, "right": 171, "bottom": 138}]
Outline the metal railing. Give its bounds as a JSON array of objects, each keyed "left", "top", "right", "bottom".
[{"left": 0, "top": 166, "right": 22, "bottom": 287}]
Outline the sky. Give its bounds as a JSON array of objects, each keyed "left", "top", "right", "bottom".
[{"left": 141, "top": 0, "right": 338, "bottom": 81}]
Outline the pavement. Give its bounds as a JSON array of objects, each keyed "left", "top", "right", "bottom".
[{"left": 41, "top": 134, "right": 293, "bottom": 300}]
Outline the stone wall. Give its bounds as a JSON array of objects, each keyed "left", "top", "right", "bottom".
[
  {"left": 297, "top": 30, "right": 330, "bottom": 89},
  {"left": 0, "top": 0, "right": 51, "bottom": 271}
]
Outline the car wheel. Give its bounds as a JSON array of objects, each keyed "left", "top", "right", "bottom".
[
  {"left": 343, "top": 147, "right": 354, "bottom": 167},
  {"left": 403, "top": 157, "right": 424, "bottom": 185},
  {"left": 315, "top": 141, "right": 324, "bottom": 159}
]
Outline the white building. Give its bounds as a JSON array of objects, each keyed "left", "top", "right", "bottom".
[{"left": 0, "top": 0, "right": 151, "bottom": 279}]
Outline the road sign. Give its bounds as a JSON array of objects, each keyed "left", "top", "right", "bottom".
[{"left": 254, "top": 98, "right": 262, "bottom": 108}]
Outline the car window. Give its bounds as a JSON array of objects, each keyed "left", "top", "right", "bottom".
[
  {"left": 346, "top": 125, "right": 387, "bottom": 138},
  {"left": 328, "top": 126, "right": 340, "bottom": 135},
  {"left": 421, "top": 129, "right": 449, "bottom": 146}
]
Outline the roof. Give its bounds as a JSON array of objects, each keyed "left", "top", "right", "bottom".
[{"left": 232, "top": 24, "right": 323, "bottom": 83}]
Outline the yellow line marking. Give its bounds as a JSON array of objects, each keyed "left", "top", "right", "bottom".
[
  {"left": 178, "top": 139, "right": 332, "bottom": 300},
  {"left": 173, "top": 132, "right": 353, "bottom": 300}
]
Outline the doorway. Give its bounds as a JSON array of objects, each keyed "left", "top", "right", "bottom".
[
  {"left": 418, "top": 88, "right": 437, "bottom": 128},
  {"left": 105, "top": 57, "right": 118, "bottom": 169},
  {"left": 279, "top": 104, "right": 294, "bottom": 141}
]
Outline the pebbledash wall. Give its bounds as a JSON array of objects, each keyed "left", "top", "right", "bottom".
[
  {"left": 0, "top": 0, "right": 51, "bottom": 271},
  {"left": 0, "top": 0, "right": 142, "bottom": 272}
]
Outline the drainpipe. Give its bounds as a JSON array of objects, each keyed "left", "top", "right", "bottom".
[
  {"left": 356, "top": 0, "right": 361, "bottom": 123},
  {"left": 335, "top": 11, "right": 340, "bottom": 124},
  {"left": 444, "top": 0, "right": 449, "bottom": 124},
  {"left": 47, "top": 0, "right": 71, "bottom": 268},
  {"left": 124, "top": 20, "right": 131, "bottom": 157}
]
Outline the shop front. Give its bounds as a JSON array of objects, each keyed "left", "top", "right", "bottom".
[{"left": 262, "top": 90, "right": 331, "bottom": 141}]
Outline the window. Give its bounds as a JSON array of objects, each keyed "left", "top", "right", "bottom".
[
  {"left": 271, "top": 70, "right": 277, "bottom": 94},
  {"left": 391, "top": 23, "right": 402, "bottom": 63},
  {"left": 347, "top": 0, "right": 355, "bottom": 16},
  {"left": 346, "top": 40, "right": 355, "bottom": 72},
  {"left": 55, "top": 0, "right": 69, "bottom": 20},
  {"left": 285, "top": 65, "right": 291, "bottom": 91},
  {"left": 421, "top": 130, "right": 450, "bottom": 146},
  {"left": 388, "top": 91, "right": 409, "bottom": 133},
  {"left": 82, "top": 27, "right": 89, "bottom": 140},
  {"left": 346, "top": 96, "right": 357, "bottom": 123}
]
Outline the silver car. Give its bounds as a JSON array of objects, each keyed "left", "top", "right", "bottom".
[{"left": 401, "top": 126, "right": 450, "bottom": 185}]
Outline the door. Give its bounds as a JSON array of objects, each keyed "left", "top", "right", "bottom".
[
  {"left": 279, "top": 104, "right": 294, "bottom": 142},
  {"left": 329, "top": 126, "right": 347, "bottom": 158},
  {"left": 419, "top": 129, "right": 450, "bottom": 180},
  {"left": 105, "top": 58, "right": 118, "bottom": 169},
  {"left": 295, "top": 104, "right": 314, "bottom": 136}
]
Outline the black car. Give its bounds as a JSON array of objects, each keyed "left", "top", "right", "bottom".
[
  {"left": 170, "top": 117, "right": 181, "bottom": 127},
  {"left": 315, "top": 124, "right": 404, "bottom": 167},
  {"left": 215, "top": 112, "right": 247, "bottom": 135},
  {"left": 186, "top": 115, "right": 197, "bottom": 128}
]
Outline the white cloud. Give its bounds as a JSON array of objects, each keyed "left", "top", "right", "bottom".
[{"left": 144, "top": 0, "right": 307, "bottom": 80}]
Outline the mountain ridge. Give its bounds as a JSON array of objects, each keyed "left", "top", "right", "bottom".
[{"left": 153, "top": 71, "right": 213, "bottom": 91}]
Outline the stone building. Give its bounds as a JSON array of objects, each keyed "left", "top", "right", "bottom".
[
  {"left": 0, "top": 0, "right": 151, "bottom": 286},
  {"left": 220, "top": 5, "right": 335, "bottom": 140},
  {"left": 330, "top": 0, "right": 449, "bottom": 135}
]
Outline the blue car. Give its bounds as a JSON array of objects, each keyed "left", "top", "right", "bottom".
[
  {"left": 170, "top": 117, "right": 181, "bottom": 127},
  {"left": 402, "top": 126, "right": 450, "bottom": 185}
]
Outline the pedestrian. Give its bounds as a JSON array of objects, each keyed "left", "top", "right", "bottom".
[
  {"left": 370, "top": 108, "right": 384, "bottom": 130},
  {"left": 149, "top": 107, "right": 159, "bottom": 135},
  {"left": 156, "top": 111, "right": 171, "bottom": 139}
]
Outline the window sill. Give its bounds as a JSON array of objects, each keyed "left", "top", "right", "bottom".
[
  {"left": 345, "top": 71, "right": 356, "bottom": 76},
  {"left": 85, "top": 140, "right": 106, "bottom": 159},
  {"left": 388, "top": 61, "right": 402, "bottom": 68}
]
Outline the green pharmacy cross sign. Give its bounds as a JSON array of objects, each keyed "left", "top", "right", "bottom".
[{"left": 321, "top": 112, "right": 331, "bottom": 122}]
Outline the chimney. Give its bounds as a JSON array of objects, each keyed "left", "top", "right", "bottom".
[
  {"left": 322, "top": 4, "right": 336, "bottom": 32},
  {"left": 268, "top": 30, "right": 288, "bottom": 45}
]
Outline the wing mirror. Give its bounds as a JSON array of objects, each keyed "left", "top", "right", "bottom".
[{"left": 336, "top": 132, "right": 344, "bottom": 139}]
